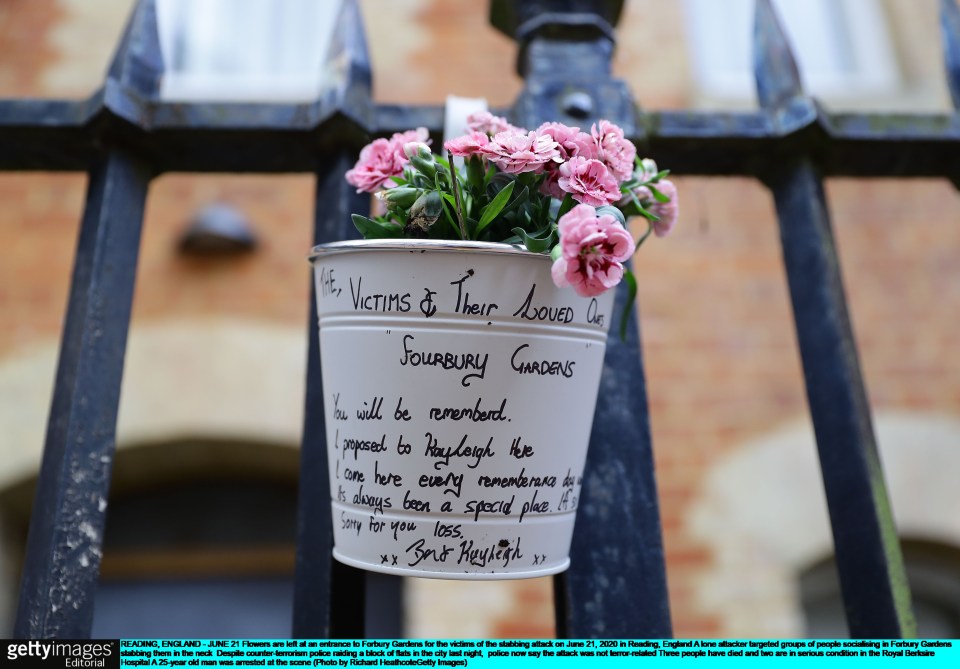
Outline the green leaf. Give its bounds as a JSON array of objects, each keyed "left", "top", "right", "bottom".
[
  {"left": 635, "top": 219, "right": 655, "bottom": 250},
  {"left": 509, "top": 185, "right": 529, "bottom": 208},
  {"left": 351, "top": 214, "right": 403, "bottom": 239},
  {"left": 626, "top": 190, "right": 659, "bottom": 221},
  {"left": 556, "top": 193, "right": 576, "bottom": 220},
  {"left": 486, "top": 172, "right": 516, "bottom": 199},
  {"left": 619, "top": 270, "right": 638, "bottom": 341},
  {"left": 616, "top": 198, "right": 642, "bottom": 218},
  {"left": 438, "top": 196, "right": 462, "bottom": 239},
  {"left": 596, "top": 205, "right": 627, "bottom": 227},
  {"left": 410, "top": 173, "right": 432, "bottom": 189},
  {"left": 648, "top": 184, "right": 671, "bottom": 203},
  {"left": 388, "top": 206, "right": 409, "bottom": 225},
  {"left": 510, "top": 226, "right": 555, "bottom": 254},
  {"left": 467, "top": 156, "right": 485, "bottom": 191},
  {"left": 476, "top": 181, "right": 516, "bottom": 235}
]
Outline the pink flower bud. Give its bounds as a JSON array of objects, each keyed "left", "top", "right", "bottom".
[
  {"left": 403, "top": 141, "right": 431, "bottom": 159},
  {"left": 636, "top": 158, "right": 659, "bottom": 182}
]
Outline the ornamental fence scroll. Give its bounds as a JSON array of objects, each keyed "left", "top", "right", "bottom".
[{"left": 4, "top": 0, "right": 959, "bottom": 640}]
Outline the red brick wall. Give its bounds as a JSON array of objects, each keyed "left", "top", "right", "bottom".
[
  {"left": 2, "top": 0, "right": 957, "bottom": 640},
  {"left": 0, "top": 0, "right": 64, "bottom": 96}
]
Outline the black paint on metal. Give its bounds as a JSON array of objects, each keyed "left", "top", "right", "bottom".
[
  {"left": 11, "top": 0, "right": 162, "bottom": 638},
  {"left": 490, "top": 0, "right": 625, "bottom": 41},
  {"left": 554, "top": 268, "right": 673, "bottom": 638},
  {"left": 291, "top": 0, "right": 375, "bottom": 639},
  {"left": 753, "top": 0, "right": 803, "bottom": 110},
  {"left": 291, "top": 159, "right": 368, "bottom": 638},
  {"left": 500, "top": 1, "right": 670, "bottom": 638},
  {"left": 767, "top": 160, "right": 916, "bottom": 638},
  {"left": 942, "top": 0, "right": 960, "bottom": 109},
  {"left": 756, "top": 1, "right": 915, "bottom": 638},
  {"left": 13, "top": 150, "right": 152, "bottom": 638},
  {"left": 293, "top": 152, "right": 369, "bottom": 638}
]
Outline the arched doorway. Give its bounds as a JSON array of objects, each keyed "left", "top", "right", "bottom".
[
  {"left": 2, "top": 439, "right": 301, "bottom": 637},
  {"left": 801, "top": 539, "right": 960, "bottom": 638},
  {"left": 689, "top": 411, "right": 960, "bottom": 636}
]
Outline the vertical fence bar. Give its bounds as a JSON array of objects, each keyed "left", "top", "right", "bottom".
[
  {"left": 554, "top": 274, "right": 673, "bottom": 638},
  {"left": 14, "top": 150, "right": 152, "bottom": 638},
  {"left": 294, "top": 152, "right": 369, "bottom": 638},
  {"left": 941, "top": 0, "right": 960, "bottom": 109},
  {"left": 293, "top": 0, "right": 376, "bottom": 639},
  {"left": 490, "top": 0, "right": 671, "bottom": 638},
  {"left": 13, "top": 0, "right": 160, "bottom": 638},
  {"left": 768, "top": 161, "right": 915, "bottom": 638},
  {"left": 940, "top": 0, "right": 960, "bottom": 192},
  {"left": 755, "top": 0, "right": 915, "bottom": 638}
]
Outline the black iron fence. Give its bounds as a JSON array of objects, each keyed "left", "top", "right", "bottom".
[{"left": 5, "top": 0, "right": 958, "bottom": 639}]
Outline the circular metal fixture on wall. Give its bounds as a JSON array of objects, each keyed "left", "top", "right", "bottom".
[{"left": 178, "top": 203, "right": 257, "bottom": 256}]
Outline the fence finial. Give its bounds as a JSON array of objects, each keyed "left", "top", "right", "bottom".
[
  {"left": 324, "top": 0, "right": 372, "bottom": 93},
  {"left": 490, "top": 0, "right": 624, "bottom": 40},
  {"left": 754, "top": 0, "right": 804, "bottom": 109},
  {"left": 106, "top": 0, "right": 164, "bottom": 99},
  {"left": 941, "top": 0, "right": 960, "bottom": 109}
]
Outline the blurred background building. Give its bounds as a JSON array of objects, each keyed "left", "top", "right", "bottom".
[{"left": 1, "top": 0, "right": 959, "bottom": 638}]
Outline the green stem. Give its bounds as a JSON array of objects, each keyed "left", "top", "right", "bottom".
[
  {"left": 635, "top": 220, "right": 654, "bottom": 249},
  {"left": 448, "top": 151, "right": 469, "bottom": 239}
]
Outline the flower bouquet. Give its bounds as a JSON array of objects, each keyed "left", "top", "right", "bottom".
[
  {"left": 346, "top": 112, "right": 678, "bottom": 337},
  {"left": 306, "top": 113, "right": 678, "bottom": 578}
]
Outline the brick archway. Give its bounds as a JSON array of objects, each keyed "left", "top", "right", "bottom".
[
  {"left": 0, "top": 318, "right": 307, "bottom": 632},
  {"left": 688, "top": 412, "right": 960, "bottom": 637}
]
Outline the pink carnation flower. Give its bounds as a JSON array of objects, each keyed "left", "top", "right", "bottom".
[
  {"left": 539, "top": 170, "right": 566, "bottom": 200},
  {"left": 481, "top": 129, "right": 561, "bottom": 174},
  {"left": 535, "top": 123, "right": 595, "bottom": 161},
  {"left": 345, "top": 138, "right": 407, "bottom": 193},
  {"left": 345, "top": 127, "right": 430, "bottom": 193},
  {"left": 632, "top": 179, "right": 679, "bottom": 237},
  {"left": 646, "top": 179, "right": 679, "bottom": 237},
  {"left": 389, "top": 127, "right": 430, "bottom": 155},
  {"left": 591, "top": 120, "right": 636, "bottom": 182},
  {"left": 536, "top": 123, "right": 599, "bottom": 198},
  {"left": 551, "top": 204, "right": 636, "bottom": 297},
  {"left": 467, "top": 111, "right": 518, "bottom": 135},
  {"left": 557, "top": 156, "right": 622, "bottom": 207},
  {"left": 444, "top": 131, "right": 489, "bottom": 158}
]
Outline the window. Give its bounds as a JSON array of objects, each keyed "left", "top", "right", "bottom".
[
  {"left": 92, "top": 475, "right": 298, "bottom": 637},
  {"left": 156, "top": 0, "right": 342, "bottom": 101},
  {"left": 801, "top": 540, "right": 960, "bottom": 638},
  {"left": 682, "top": 0, "right": 900, "bottom": 108}
]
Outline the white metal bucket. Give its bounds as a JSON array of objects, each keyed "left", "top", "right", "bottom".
[{"left": 310, "top": 239, "right": 615, "bottom": 579}]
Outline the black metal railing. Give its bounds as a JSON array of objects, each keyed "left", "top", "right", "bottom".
[{"left": 5, "top": 0, "right": 957, "bottom": 639}]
